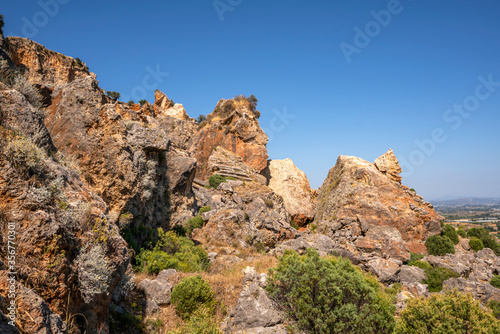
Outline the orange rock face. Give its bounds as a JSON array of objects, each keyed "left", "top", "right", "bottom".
[{"left": 189, "top": 99, "right": 268, "bottom": 180}]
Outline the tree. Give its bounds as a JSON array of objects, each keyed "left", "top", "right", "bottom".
[
  {"left": 196, "top": 114, "right": 207, "bottom": 124},
  {"left": 266, "top": 248, "right": 395, "bottom": 334},
  {"left": 441, "top": 224, "right": 459, "bottom": 245},
  {"left": 106, "top": 91, "right": 120, "bottom": 101},
  {"left": 425, "top": 235, "right": 455, "bottom": 256},
  {"left": 139, "top": 99, "right": 147, "bottom": 106},
  {"left": 247, "top": 94, "right": 258, "bottom": 112}
]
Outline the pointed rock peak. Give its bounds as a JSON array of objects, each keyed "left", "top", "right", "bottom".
[
  {"left": 374, "top": 149, "right": 402, "bottom": 182},
  {"left": 153, "top": 90, "right": 189, "bottom": 120},
  {"left": 154, "top": 90, "right": 173, "bottom": 110}
]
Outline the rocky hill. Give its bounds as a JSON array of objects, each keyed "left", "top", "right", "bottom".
[{"left": 0, "top": 35, "right": 499, "bottom": 333}]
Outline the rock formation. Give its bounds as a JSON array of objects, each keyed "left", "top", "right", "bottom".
[
  {"left": 315, "top": 149, "right": 443, "bottom": 257},
  {"left": 188, "top": 98, "right": 269, "bottom": 180},
  {"left": 266, "top": 158, "right": 316, "bottom": 226}
]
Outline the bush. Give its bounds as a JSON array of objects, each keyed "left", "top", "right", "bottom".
[
  {"left": 168, "top": 306, "right": 221, "bottom": 334},
  {"left": 467, "top": 227, "right": 500, "bottom": 255},
  {"left": 170, "top": 275, "right": 214, "bottom": 320},
  {"left": 457, "top": 227, "right": 467, "bottom": 238},
  {"left": 395, "top": 290, "right": 500, "bottom": 333},
  {"left": 489, "top": 300, "right": 500, "bottom": 319},
  {"left": 425, "top": 235, "right": 455, "bottom": 256},
  {"left": 11, "top": 74, "right": 43, "bottom": 108},
  {"left": 411, "top": 260, "right": 432, "bottom": 271},
  {"left": 469, "top": 237, "right": 484, "bottom": 252},
  {"left": 423, "top": 266, "right": 458, "bottom": 292},
  {"left": 139, "top": 99, "right": 147, "bottom": 106},
  {"left": 196, "top": 114, "right": 207, "bottom": 124},
  {"left": 106, "top": 91, "right": 120, "bottom": 101},
  {"left": 199, "top": 206, "right": 211, "bottom": 215},
  {"left": 135, "top": 229, "right": 209, "bottom": 274},
  {"left": 185, "top": 215, "right": 204, "bottom": 236},
  {"left": 207, "top": 174, "right": 227, "bottom": 188},
  {"left": 77, "top": 244, "right": 112, "bottom": 303},
  {"left": 407, "top": 252, "right": 424, "bottom": 266},
  {"left": 441, "top": 224, "right": 459, "bottom": 245},
  {"left": 266, "top": 248, "right": 395, "bottom": 334},
  {"left": 5, "top": 136, "right": 46, "bottom": 172},
  {"left": 490, "top": 275, "right": 500, "bottom": 289}
]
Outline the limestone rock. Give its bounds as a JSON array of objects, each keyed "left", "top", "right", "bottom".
[
  {"left": 222, "top": 267, "right": 284, "bottom": 333},
  {"left": 366, "top": 258, "right": 401, "bottom": 283},
  {"left": 207, "top": 147, "right": 267, "bottom": 184},
  {"left": 399, "top": 265, "right": 426, "bottom": 286},
  {"left": 266, "top": 158, "right": 316, "bottom": 226},
  {"left": 138, "top": 269, "right": 176, "bottom": 314},
  {"left": 315, "top": 152, "right": 443, "bottom": 255},
  {"left": 154, "top": 90, "right": 190, "bottom": 120},
  {"left": 374, "top": 148, "right": 403, "bottom": 182},
  {"left": 443, "top": 278, "right": 500, "bottom": 304},
  {"left": 189, "top": 98, "right": 268, "bottom": 179},
  {"left": 355, "top": 225, "right": 410, "bottom": 262}
]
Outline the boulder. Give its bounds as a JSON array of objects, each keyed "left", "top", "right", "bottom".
[
  {"left": 366, "top": 258, "right": 401, "bottom": 283},
  {"left": 355, "top": 225, "right": 410, "bottom": 262},
  {"left": 374, "top": 148, "right": 403, "bottom": 182},
  {"left": 443, "top": 277, "right": 500, "bottom": 304},
  {"left": 138, "top": 269, "right": 177, "bottom": 314},
  {"left": 399, "top": 265, "right": 426, "bottom": 286},
  {"left": 266, "top": 158, "right": 316, "bottom": 226},
  {"left": 222, "top": 267, "right": 284, "bottom": 333},
  {"left": 207, "top": 147, "right": 267, "bottom": 184}
]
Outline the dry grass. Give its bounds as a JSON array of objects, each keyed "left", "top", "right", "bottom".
[{"left": 141, "top": 251, "right": 278, "bottom": 333}]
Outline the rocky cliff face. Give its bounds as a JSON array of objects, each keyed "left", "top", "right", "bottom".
[
  {"left": 188, "top": 98, "right": 269, "bottom": 180},
  {"left": 315, "top": 149, "right": 443, "bottom": 257}
]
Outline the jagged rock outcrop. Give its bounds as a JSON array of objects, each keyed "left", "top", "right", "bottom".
[
  {"left": 207, "top": 147, "right": 267, "bottom": 184},
  {"left": 192, "top": 181, "right": 295, "bottom": 250},
  {"left": 189, "top": 98, "right": 268, "bottom": 180},
  {"left": 374, "top": 148, "right": 403, "bottom": 183},
  {"left": 138, "top": 269, "right": 177, "bottom": 314},
  {"left": 266, "top": 158, "right": 316, "bottom": 226},
  {"left": 443, "top": 278, "right": 500, "bottom": 304},
  {"left": 315, "top": 150, "right": 443, "bottom": 256},
  {"left": 153, "top": 90, "right": 189, "bottom": 120},
  {"left": 222, "top": 267, "right": 285, "bottom": 334}
]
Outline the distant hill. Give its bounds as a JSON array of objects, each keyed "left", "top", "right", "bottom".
[{"left": 432, "top": 197, "right": 500, "bottom": 207}]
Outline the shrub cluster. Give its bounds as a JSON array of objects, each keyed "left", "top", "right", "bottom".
[
  {"left": 467, "top": 227, "right": 500, "bottom": 255},
  {"left": 441, "top": 224, "right": 459, "bottom": 245},
  {"left": 185, "top": 215, "right": 203, "bottom": 236},
  {"left": 469, "top": 237, "right": 484, "bottom": 252},
  {"left": 491, "top": 275, "right": 500, "bottom": 289},
  {"left": 457, "top": 227, "right": 467, "bottom": 238},
  {"left": 5, "top": 136, "right": 46, "bottom": 172},
  {"left": 266, "top": 248, "right": 395, "bottom": 334},
  {"left": 395, "top": 290, "right": 500, "bottom": 333},
  {"left": 425, "top": 234, "right": 455, "bottom": 256},
  {"left": 170, "top": 275, "right": 214, "bottom": 320},
  {"left": 409, "top": 259, "right": 458, "bottom": 292},
  {"left": 206, "top": 174, "right": 227, "bottom": 188},
  {"left": 135, "top": 229, "right": 209, "bottom": 274}
]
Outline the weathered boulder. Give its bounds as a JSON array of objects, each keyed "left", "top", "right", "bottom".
[
  {"left": 354, "top": 225, "right": 410, "bottom": 262},
  {"left": 424, "top": 254, "right": 474, "bottom": 276},
  {"left": 365, "top": 258, "right": 401, "bottom": 283},
  {"left": 207, "top": 147, "right": 266, "bottom": 184},
  {"left": 138, "top": 269, "right": 176, "bottom": 314},
  {"left": 222, "top": 267, "right": 284, "bottom": 333},
  {"left": 374, "top": 148, "right": 403, "bottom": 182},
  {"left": 189, "top": 98, "right": 268, "bottom": 180},
  {"left": 399, "top": 265, "right": 426, "bottom": 286},
  {"left": 266, "top": 158, "right": 316, "bottom": 226},
  {"left": 315, "top": 151, "right": 443, "bottom": 255},
  {"left": 443, "top": 277, "right": 500, "bottom": 304},
  {"left": 153, "top": 90, "right": 190, "bottom": 120}
]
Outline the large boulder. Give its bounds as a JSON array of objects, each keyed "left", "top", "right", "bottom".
[
  {"left": 266, "top": 158, "right": 316, "bottom": 226},
  {"left": 315, "top": 150, "right": 443, "bottom": 254},
  {"left": 399, "top": 265, "right": 426, "bottom": 286},
  {"left": 153, "top": 90, "right": 190, "bottom": 120},
  {"left": 222, "top": 267, "right": 284, "bottom": 333},
  {"left": 443, "top": 278, "right": 500, "bottom": 304}
]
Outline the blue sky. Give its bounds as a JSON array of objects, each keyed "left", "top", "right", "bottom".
[{"left": 3, "top": 0, "right": 500, "bottom": 200}]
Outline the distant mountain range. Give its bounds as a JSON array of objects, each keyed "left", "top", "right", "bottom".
[{"left": 431, "top": 197, "right": 500, "bottom": 206}]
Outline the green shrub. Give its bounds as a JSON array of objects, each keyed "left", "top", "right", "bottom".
[
  {"left": 266, "top": 248, "right": 395, "bottom": 334},
  {"left": 395, "top": 290, "right": 500, "bottom": 333},
  {"left": 199, "top": 206, "right": 211, "bottom": 215},
  {"left": 207, "top": 174, "right": 227, "bottom": 188},
  {"left": 139, "top": 99, "right": 147, "bottom": 106},
  {"left": 489, "top": 300, "right": 500, "bottom": 319},
  {"left": 423, "top": 266, "right": 458, "bottom": 292},
  {"left": 490, "top": 275, "right": 500, "bottom": 289},
  {"left": 170, "top": 275, "right": 214, "bottom": 320},
  {"left": 441, "top": 224, "right": 459, "bottom": 245},
  {"left": 412, "top": 260, "right": 432, "bottom": 271},
  {"left": 457, "top": 228, "right": 467, "bottom": 238},
  {"left": 186, "top": 215, "right": 204, "bottom": 236},
  {"left": 168, "top": 306, "right": 221, "bottom": 334},
  {"left": 469, "top": 237, "right": 484, "bottom": 252},
  {"left": 127, "top": 100, "right": 135, "bottom": 106},
  {"left": 467, "top": 227, "right": 500, "bottom": 255},
  {"left": 425, "top": 235, "right": 455, "bottom": 256},
  {"left": 407, "top": 252, "right": 425, "bottom": 266},
  {"left": 195, "top": 114, "right": 207, "bottom": 124},
  {"left": 135, "top": 229, "right": 208, "bottom": 274},
  {"left": 5, "top": 136, "right": 46, "bottom": 172},
  {"left": 106, "top": 91, "right": 120, "bottom": 101}
]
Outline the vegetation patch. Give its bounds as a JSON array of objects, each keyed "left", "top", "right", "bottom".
[
  {"left": 441, "top": 224, "right": 459, "bottom": 245},
  {"left": 170, "top": 275, "right": 215, "bottom": 320},
  {"left": 206, "top": 174, "right": 227, "bottom": 189},
  {"left": 425, "top": 234, "right": 455, "bottom": 256}
]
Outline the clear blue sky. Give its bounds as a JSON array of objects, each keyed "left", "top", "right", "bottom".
[{"left": 3, "top": 0, "right": 500, "bottom": 200}]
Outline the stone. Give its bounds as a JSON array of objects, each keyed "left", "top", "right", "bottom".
[
  {"left": 374, "top": 148, "right": 403, "bottom": 182},
  {"left": 153, "top": 90, "right": 190, "bottom": 120},
  {"left": 355, "top": 225, "right": 410, "bottom": 262},
  {"left": 138, "top": 269, "right": 176, "bottom": 314},
  {"left": 266, "top": 158, "right": 316, "bottom": 226},
  {"left": 443, "top": 278, "right": 500, "bottom": 304},
  {"left": 207, "top": 147, "right": 267, "bottom": 184},
  {"left": 366, "top": 258, "right": 401, "bottom": 283},
  {"left": 222, "top": 267, "right": 284, "bottom": 333},
  {"left": 399, "top": 265, "right": 426, "bottom": 286}
]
